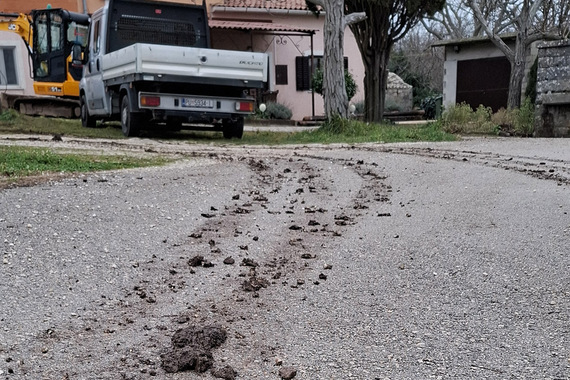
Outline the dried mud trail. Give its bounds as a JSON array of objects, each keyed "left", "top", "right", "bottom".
[
  {"left": 0, "top": 139, "right": 393, "bottom": 379},
  {"left": 1, "top": 135, "right": 569, "bottom": 379}
]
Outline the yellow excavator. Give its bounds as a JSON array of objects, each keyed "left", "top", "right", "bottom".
[{"left": 0, "top": 9, "right": 89, "bottom": 117}]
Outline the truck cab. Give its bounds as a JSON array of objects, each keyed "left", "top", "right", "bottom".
[{"left": 80, "top": 0, "right": 268, "bottom": 138}]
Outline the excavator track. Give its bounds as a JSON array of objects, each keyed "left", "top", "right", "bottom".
[{"left": 2, "top": 93, "right": 80, "bottom": 118}]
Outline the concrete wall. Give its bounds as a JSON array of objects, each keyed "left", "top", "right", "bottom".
[{"left": 534, "top": 40, "right": 570, "bottom": 137}]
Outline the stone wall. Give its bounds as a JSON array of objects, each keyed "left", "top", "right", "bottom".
[
  {"left": 385, "top": 72, "right": 413, "bottom": 112},
  {"left": 535, "top": 40, "right": 570, "bottom": 137}
]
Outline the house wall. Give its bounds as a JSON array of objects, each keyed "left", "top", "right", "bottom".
[
  {"left": 0, "top": 31, "right": 35, "bottom": 108},
  {"left": 440, "top": 40, "right": 538, "bottom": 111},
  {"left": 0, "top": 0, "right": 107, "bottom": 14},
  {"left": 210, "top": 9, "right": 365, "bottom": 121},
  {"left": 441, "top": 42, "right": 513, "bottom": 109},
  {"left": 534, "top": 40, "right": 570, "bottom": 137}
]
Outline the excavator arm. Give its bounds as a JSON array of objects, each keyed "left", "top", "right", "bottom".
[{"left": 0, "top": 13, "right": 32, "bottom": 54}]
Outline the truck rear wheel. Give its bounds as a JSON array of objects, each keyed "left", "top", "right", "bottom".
[
  {"left": 222, "top": 117, "right": 244, "bottom": 139},
  {"left": 121, "top": 95, "right": 141, "bottom": 137},
  {"left": 80, "top": 95, "right": 96, "bottom": 128}
]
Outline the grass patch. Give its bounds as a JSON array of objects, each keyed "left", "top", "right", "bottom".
[
  {"left": 0, "top": 112, "right": 125, "bottom": 139},
  {"left": 436, "top": 100, "right": 535, "bottom": 136},
  {"left": 0, "top": 146, "right": 170, "bottom": 178},
  {"left": 237, "top": 118, "right": 456, "bottom": 145},
  {"left": 0, "top": 109, "right": 456, "bottom": 145}
]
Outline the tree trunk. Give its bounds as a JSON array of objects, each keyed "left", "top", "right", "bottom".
[
  {"left": 362, "top": 55, "right": 380, "bottom": 122},
  {"left": 322, "top": 0, "right": 349, "bottom": 118},
  {"left": 361, "top": 44, "right": 391, "bottom": 123},
  {"left": 349, "top": 6, "right": 393, "bottom": 123},
  {"left": 507, "top": 34, "right": 529, "bottom": 109}
]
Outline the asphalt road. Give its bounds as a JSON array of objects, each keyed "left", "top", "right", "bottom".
[{"left": 0, "top": 135, "right": 568, "bottom": 379}]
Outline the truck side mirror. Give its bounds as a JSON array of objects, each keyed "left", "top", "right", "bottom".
[{"left": 71, "top": 44, "right": 84, "bottom": 66}]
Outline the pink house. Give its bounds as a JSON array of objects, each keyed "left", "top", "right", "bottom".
[{"left": 209, "top": 0, "right": 365, "bottom": 121}]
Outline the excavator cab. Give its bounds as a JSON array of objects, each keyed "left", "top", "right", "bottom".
[{"left": 31, "top": 8, "right": 89, "bottom": 98}]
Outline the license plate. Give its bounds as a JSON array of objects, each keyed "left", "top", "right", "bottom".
[{"left": 181, "top": 98, "right": 214, "bottom": 108}]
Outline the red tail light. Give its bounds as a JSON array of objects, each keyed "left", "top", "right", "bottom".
[
  {"left": 141, "top": 96, "right": 161, "bottom": 107},
  {"left": 236, "top": 101, "right": 254, "bottom": 112}
]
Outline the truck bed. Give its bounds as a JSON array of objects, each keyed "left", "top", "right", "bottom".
[{"left": 101, "top": 43, "right": 268, "bottom": 88}]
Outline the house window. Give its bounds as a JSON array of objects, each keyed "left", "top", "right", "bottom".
[
  {"left": 295, "top": 56, "right": 349, "bottom": 91},
  {"left": 275, "top": 65, "right": 288, "bottom": 85},
  {"left": 0, "top": 48, "right": 18, "bottom": 86}
]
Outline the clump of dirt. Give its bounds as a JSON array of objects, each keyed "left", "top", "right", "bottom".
[
  {"left": 161, "top": 324, "right": 229, "bottom": 374},
  {"left": 242, "top": 274, "right": 270, "bottom": 292},
  {"left": 248, "top": 158, "right": 270, "bottom": 171},
  {"left": 211, "top": 365, "right": 238, "bottom": 380},
  {"left": 188, "top": 255, "right": 214, "bottom": 268}
]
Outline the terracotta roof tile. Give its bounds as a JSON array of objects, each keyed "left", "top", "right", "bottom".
[
  {"left": 210, "top": 19, "right": 316, "bottom": 33},
  {"left": 217, "top": 0, "right": 313, "bottom": 10}
]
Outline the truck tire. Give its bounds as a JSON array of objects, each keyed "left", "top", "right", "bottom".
[
  {"left": 222, "top": 117, "right": 244, "bottom": 139},
  {"left": 80, "top": 94, "right": 96, "bottom": 128},
  {"left": 121, "top": 95, "right": 141, "bottom": 137}
]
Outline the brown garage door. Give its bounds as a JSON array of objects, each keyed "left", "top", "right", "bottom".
[{"left": 456, "top": 56, "right": 511, "bottom": 112}]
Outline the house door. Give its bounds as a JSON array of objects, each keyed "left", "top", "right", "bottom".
[{"left": 456, "top": 56, "right": 511, "bottom": 112}]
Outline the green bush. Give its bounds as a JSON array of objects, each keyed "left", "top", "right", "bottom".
[
  {"left": 439, "top": 100, "right": 535, "bottom": 136},
  {"left": 492, "top": 98, "right": 535, "bottom": 136},
  {"left": 515, "top": 98, "right": 535, "bottom": 136},
  {"left": 439, "top": 103, "right": 495, "bottom": 134},
  {"left": 420, "top": 95, "right": 442, "bottom": 119},
  {"left": 312, "top": 68, "right": 357, "bottom": 101},
  {"left": 0, "top": 109, "right": 20, "bottom": 122},
  {"left": 262, "top": 102, "right": 293, "bottom": 120}
]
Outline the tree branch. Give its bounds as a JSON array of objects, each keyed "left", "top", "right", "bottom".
[
  {"left": 469, "top": 0, "right": 514, "bottom": 60},
  {"left": 527, "top": 31, "right": 562, "bottom": 45},
  {"left": 526, "top": 0, "right": 544, "bottom": 29},
  {"left": 344, "top": 12, "right": 367, "bottom": 27},
  {"left": 421, "top": 19, "right": 446, "bottom": 40}
]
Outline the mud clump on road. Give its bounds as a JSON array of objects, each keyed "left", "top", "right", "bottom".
[{"left": 161, "top": 324, "right": 232, "bottom": 375}]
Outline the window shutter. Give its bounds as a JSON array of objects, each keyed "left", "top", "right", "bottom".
[{"left": 295, "top": 56, "right": 311, "bottom": 91}]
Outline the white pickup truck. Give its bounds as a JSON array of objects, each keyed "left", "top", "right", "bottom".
[{"left": 78, "top": 0, "right": 268, "bottom": 137}]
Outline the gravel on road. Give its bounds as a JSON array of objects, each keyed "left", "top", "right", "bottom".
[{"left": 0, "top": 135, "right": 568, "bottom": 379}]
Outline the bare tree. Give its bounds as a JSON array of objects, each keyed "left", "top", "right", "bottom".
[
  {"left": 306, "top": 0, "right": 366, "bottom": 118},
  {"left": 469, "top": 0, "right": 569, "bottom": 108},
  {"left": 422, "top": 0, "right": 520, "bottom": 39},
  {"left": 421, "top": 0, "right": 474, "bottom": 39}
]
